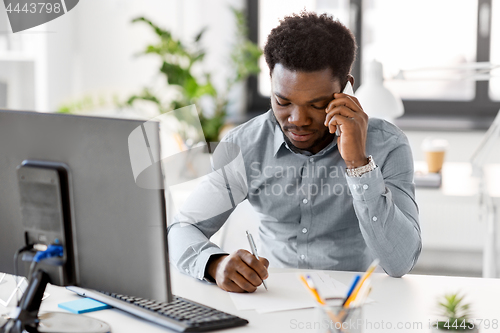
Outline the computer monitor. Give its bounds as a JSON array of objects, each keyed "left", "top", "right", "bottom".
[{"left": 0, "top": 109, "right": 172, "bottom": 303}]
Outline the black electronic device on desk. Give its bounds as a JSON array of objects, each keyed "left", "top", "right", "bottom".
[
  {"left": 414, "top": 171, "right": 442, "bottom": 188},
  {"left": 0, "top": 110, "right": 248, "bottom": 332}
]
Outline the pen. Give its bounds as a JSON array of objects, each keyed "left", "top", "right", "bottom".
[
  {"left": 246, "top": 230, "right": 268, "bottom": 290},
  {"left": 336, "top": 261, "right": 378, "bottom": 326},
  {"left": 343, "top": 281, "right": 371, "bottom": 323},
  {"left": 343, "top": 258, "right": 379, "bottom": 308},
  {"left": 299, "top": 274, "right": 325, "bottom": 305},
  {"left": 341, "top": 274, "right": 361, "bottom": 307},
  {"left": 299, "top": 274, "right": 346, "bottom": 326},
  {"left": 351, "top": 281, "right": 372, "bottom": 308}
]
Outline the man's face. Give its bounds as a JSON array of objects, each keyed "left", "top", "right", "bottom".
[{"left": 271, "top": 64, "right": 342, "bottom": 154}]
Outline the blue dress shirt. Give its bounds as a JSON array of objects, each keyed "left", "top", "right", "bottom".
[{"left": 168, "top": 110, "right": 421, "bottom": 279}]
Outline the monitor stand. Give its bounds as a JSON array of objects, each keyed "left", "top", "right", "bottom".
[{"left": 1, "top": 270, "right": 110, "bottom": 333}]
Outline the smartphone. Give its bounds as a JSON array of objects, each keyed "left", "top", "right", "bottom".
[
  {"left": 335, "top": 81, "right": 354, "bottom": 136},
  {"left": 343, "top": 81, "right": 354, "bottom": 95}
]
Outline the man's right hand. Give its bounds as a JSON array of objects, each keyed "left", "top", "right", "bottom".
[{"left": 206, "top": 249, "right": 269, "bottom": 293}]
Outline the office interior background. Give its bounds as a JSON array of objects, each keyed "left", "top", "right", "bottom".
[{"left": 1, "top": 0, "right": 499, "bottom": 278}]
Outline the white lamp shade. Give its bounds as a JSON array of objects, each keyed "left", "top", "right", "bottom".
[{"left": 355, "top": 60, "right": 404, "bottom": 123}]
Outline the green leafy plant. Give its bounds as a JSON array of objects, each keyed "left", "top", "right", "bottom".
[
  {"left": 126, "top": 17, "right": 216, "bottom": 113},
  {"left": 198, "top": 6, "right": 262, "bottom": 143},
  {"left": 58, "top": 7, "right": 261, "bottom": 144},
  {"left": 58, "top": 95, "right": 120, "bottom": 114},
  {"left": 434, "top": 293, "right": 475, "bottom": 331},
  {"left": 126, "top": 8, "right": 261, "bottom": 143}
]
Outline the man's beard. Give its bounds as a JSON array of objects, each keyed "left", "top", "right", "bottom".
[{"left": 270, "top": 111, "right": 334, "bottom": 153}]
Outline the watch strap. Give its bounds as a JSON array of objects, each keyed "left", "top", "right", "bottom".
[{"left": 346, "top": 155, "right": 377, "bottom": 177}]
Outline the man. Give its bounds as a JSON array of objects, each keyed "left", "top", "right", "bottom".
[{"left": 168, "top": 12, "right": 421, "bottom": 293}]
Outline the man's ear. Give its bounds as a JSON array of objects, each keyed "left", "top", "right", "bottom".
[{"left": 347, "top": 74, "right": 354, "bottom": 87}]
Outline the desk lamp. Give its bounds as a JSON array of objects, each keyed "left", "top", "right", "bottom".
[
  {"left": 394, "top": 62, "right": 500, "bottom": 82},
  {"left": 355, "top": 60, "right": 404, "bottom": 123}
]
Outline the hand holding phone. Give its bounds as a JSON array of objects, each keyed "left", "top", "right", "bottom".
[
  {"left": 335, "top": 81, "right": 354, "bottom": 136},
  {"left": 324, "top": 80, "right": 369, "bottom": 168}
]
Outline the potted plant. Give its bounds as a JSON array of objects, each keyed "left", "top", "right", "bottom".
[
  {"left": 124, "top": 7, "right": 261, "bottom": 145},
  {"left": 432, "top": 293, "right": 478, "bottom": 332},
  {"left": 58, "top": 7, "right": 262, "bottom": 147}
]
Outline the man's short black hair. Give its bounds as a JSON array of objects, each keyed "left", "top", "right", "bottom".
[{"left": 264, "top": 11, "right": 357, "bottom": 84}]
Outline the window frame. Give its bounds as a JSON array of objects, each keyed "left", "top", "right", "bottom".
[{"left": 246, "top": 0, "right": 500, "bottom": 130}]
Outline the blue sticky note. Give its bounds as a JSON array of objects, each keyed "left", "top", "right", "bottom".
[{"left": 58, "top": 298, "right": 112, "bottom": 314}]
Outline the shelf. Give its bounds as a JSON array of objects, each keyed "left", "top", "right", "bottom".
[{"left": 0, "top": 52, "right": 36, "bottom": 62}]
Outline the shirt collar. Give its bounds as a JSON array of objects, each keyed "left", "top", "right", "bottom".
[
  {"left": 273, "top": 125, "right": 338, "bottom": 157},
  {"left": 273, "top": 125, "right": 286, "bottom": 156}
]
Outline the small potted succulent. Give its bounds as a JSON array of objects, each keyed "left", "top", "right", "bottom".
[{"left": 432, "top": 293, "right": 478, "bottom": 332}]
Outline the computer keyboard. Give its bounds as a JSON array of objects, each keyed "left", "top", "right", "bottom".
[{"left": 66, "top": 286, "right": 248, "bottom": 332}]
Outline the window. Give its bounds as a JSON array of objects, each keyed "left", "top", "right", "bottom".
[
  {"left": 490, "top": 0, "right": 500, "bottom": 101},
  {"left": 363, "top": 0, "right": 477, "bottom": 101},
  {"left": 247, "top": 0, "right": 500, "bottom": 129}
]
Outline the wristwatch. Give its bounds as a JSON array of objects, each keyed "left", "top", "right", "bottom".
[{"left": 346, "top": 155, "right": 377, "bottom": 177}]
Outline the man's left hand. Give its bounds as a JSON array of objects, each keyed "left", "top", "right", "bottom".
[{"left": 324, "top": 93, "right": 369, "bottom": 168}]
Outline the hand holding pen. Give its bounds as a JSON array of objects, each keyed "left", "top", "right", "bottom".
[
  {"left": 205, "top": 232, "right": 269, "bottom": 293},
  {"left": 246, "top": 231, "right": 268, "bottom": 290}
]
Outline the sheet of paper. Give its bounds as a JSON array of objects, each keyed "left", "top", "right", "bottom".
[
  {"left": 314, "top": 271, "right": 349, "bottom": 299},
  {"left": 229, "top": 272, "right": 314, "bottom": 312},
  {"left": 228, "top": 272, "right": 351, "bottom": 314}
]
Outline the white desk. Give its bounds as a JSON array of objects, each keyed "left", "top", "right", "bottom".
[{"left": 2, "top": 268, "right": 500, "bottom": 333}]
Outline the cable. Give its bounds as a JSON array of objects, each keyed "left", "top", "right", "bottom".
[
  {"left": 12, "top": 244, "right": 64, "bottom": 306},
  {"left": 13, "top": 244, "right": 33, "bottom": 306},
  {"left": 33, "top": 245, "right": 63, "bottom": 263},
  {"left": 13, "top": 245, "right": 33, "bottom": 280}
]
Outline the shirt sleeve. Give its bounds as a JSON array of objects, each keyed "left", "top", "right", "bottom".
[
  {"left": 167, "top": 137, "right": 249, "bottom": 281},
  {"left": 345, "top": 134, "right": 421, "bottom": 278}
]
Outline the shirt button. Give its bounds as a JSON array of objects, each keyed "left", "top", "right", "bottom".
[
  {"left": 372, "top": 216, "right": 378, "bottom": 222},
  {"left": 185, "top": 269, "right": 189, "bottom": 273},
  {"left": 300, "top": 254, "right": 306, "bottom": 260},
  {"left": 352, "top": 184, "right": 357, "bottom": 190},
  {"left": 302, "top": 228, "right": 308, "bottom": 234},
  {"left": 309, "top": 158, "right": 314, "bottom": 163},
  {"left": 302, "top": 198, "right": 308, "bottom": 204},
  {"left": 363, "top": 184, "right": 369, "bottom": 190}
]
